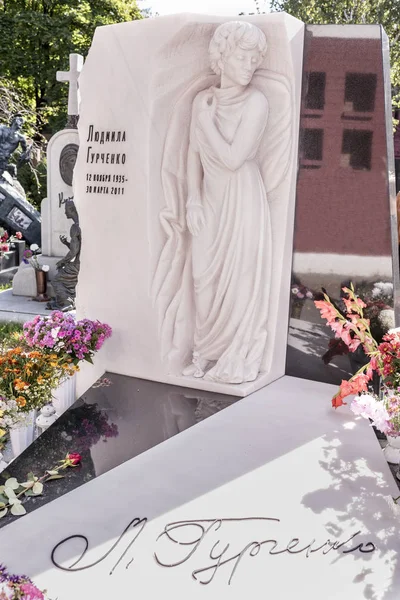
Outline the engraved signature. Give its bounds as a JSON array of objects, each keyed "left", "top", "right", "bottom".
[
  {"left": 51, "top": 516, "right": 376, "bottom": 585},
  {"left": 58, "top": 192, "right": 74, "bottom": 208}
]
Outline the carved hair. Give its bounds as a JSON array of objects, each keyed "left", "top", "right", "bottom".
[{"left": 209, "top": 21, "right": 267, "bottom": 76}]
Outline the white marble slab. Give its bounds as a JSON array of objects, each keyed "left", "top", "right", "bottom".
[{"left": 2, "top": 376, "right": 400, "bottom": 599}]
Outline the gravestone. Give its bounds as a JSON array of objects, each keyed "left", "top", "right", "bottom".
[
  {"left": 3, "top": 15, "right": 400, "bottom": 600},
  {"left": 13, "top": 54, "right": 83, "bottom": 297},
  {"left": 75, "top": 13, "right": 304, "bottom": 397},
  {"left": 40, "top": 54, "right": 83, "bottom": 276}
]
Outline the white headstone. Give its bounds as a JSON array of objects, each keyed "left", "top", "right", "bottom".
[
  {"left": 74, "top": 14, "right": 304, "bottom": 397},
  {"left": 40, "top": 53, "right": 83, "bottom": 270},
  {"left": 41, "top": 130, "right": 79, "bottom": 258}
]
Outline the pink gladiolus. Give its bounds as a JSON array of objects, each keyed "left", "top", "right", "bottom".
[
  {"left": 329, "top": 320, "right": 344, "bottom": 337},
  {"left": 314, "top": 300, "right": 337, "bottom": 323},
  {"left": 348, "top": 338, "right": 361, "bottom": 352}
]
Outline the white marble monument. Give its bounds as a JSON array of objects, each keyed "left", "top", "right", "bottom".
[
  {"left": 75, "top": 13, "right": 303, "bottom": 397},
  {"left": 40, "top": 54, "right": 83, "bottom": 275}
]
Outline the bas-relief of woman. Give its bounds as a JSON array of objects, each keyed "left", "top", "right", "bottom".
[
  {"left": 154, "top": 21, "right": 285, "bottom": 386},
  {"left": 184, "top": 22, "right": 270, "bottom": 383}
]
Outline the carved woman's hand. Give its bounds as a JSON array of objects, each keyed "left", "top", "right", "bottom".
[{"left": 186, "top": 198, "right": 205, "bottom": 237}]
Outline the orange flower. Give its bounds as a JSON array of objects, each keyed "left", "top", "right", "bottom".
[
  {"left": 37, "top": 375, "right": 44, "bottom": 385},
  {"left": 14, "top": 380, "right": 29, "bottom": 391},
  {"left": 332, "top": 373, "right": 370, "bottom": 408},
  {"left": 16, "top": 396, "right": 27, "bottom": 407}
]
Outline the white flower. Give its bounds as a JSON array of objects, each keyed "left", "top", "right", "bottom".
[
  {"left": 41, "top": 264, "right": 50, "bottom": 272},
  {"left": 372, "top": 281, "right": 393, "bottom": 299},
  {"left": 51, "top": 326, "right": 61, "bottom": 339},
  {"left": 30, "top": 243, "right": 39, "bottom": 251},
  {"left": 388, "top": 327, "right": 400, "bottom": 335},
  {"left": 291, "top": 287, "right": 299, "bottom": 294},
  {"left": 379, "top": 309, "right": 395, "bottom": 331},
  {"left": 350, "top": 394, "right": 378, "bottom": 419},
  {"left": 371, "top": 405, "right": 392, "bottom": 435},
  {"left": 0, "top": 581, "right": 14, "bottom": 599}
]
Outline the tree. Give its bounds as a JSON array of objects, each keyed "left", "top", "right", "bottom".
[
  {"left": 0, "top": 77, "right": 47, "bottom": 208},
  {"left": 0, "top": 0, "right": 142, "bottom": 136},
  {"left": 0, "top": 0, "right": 141, "bottom": 207},
  {"left": 270, "top": 0, "right": 400, "bottom": 101}
]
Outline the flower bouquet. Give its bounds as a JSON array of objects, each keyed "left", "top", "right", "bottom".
[
  {"left": 0, "top": 565, "right": 47, "bottom": 599},
  {"left": 0, "top": 347, "right": 77, "bottom": 414},
  {"left": 0, "top": 397, "right": 30, "bottom": 446},
  {"left": 23, "top": 312, "right": 112, "bottom": 365},
  {"left": 317, "top": 280, "right": 394, "bottom": 366},
  {"left": 0, "top": 228, "right": 23, "bottom": 257},
  {"left": 22, "top": 244, "right": 49, "bottom": 273},
  {"left": 315, "top": 283, "right": 400, "bottom": 437}
]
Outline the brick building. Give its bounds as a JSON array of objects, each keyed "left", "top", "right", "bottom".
[{"left": 294, "top": 29, "right": 393, "bottom": 273}]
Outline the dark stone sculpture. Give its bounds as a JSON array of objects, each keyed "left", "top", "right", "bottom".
[
  {"left": 0, "top": 116, "right": 41, "bottom": 246},
  {"left": 47, "top": 199, "right": 81, "bottom": 311},
  {"left": 0, "top": 115, "right": 32, "bottom": 181}
]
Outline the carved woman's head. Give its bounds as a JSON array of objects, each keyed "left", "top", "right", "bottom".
[
  {"left": 209, "top": 21, "right": 267, "bottom": 87},
  {"left": 65, "top": 199, "right": 79, "bottom": 222}
]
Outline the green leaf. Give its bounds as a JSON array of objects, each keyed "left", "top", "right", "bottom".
[
  {"left": 0, "top": 508, "right": 8, "bottom": 518},
  {"left": 24, "top": 489, "right": 35, "bottom": 497},
  {"left": 10, "top": 502, "right": 26, "bottom": 516},
  {"left": 5, "top": 478, "right": 19, "bottom": 490},
  {"left": 32, "top": 482, "right": 43, "bottom": 495},
  {"left": 27, "top": 472, "right": 36, "bottom": 482},
  {"left": 45, "top": 474, "right": 65, "bottom": 481},
  {"left": 0, "top": 486, "right": 5, "bottom": 494},
  {"left": 46, "top": 470, "right": 59, "bottom": 476},
  {"left": 4, "top": 488, "right": 16, "bottom": 500}
]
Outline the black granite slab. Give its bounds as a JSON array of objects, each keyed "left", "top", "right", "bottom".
[{"left": 0, "top": 372, "right": 239, "bottom": 528}]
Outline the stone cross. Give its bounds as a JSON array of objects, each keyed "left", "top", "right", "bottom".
[{"left": 57, "top": 54, "right": 84, "bottom": 116}]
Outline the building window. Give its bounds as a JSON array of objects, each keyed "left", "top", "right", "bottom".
[
  {"left": 344, "top": 73, "right": 377, "bottom": 112},
  {"left": 302, "top": 128, "right": 324, "bottom": 161},
  {"left": 341, "top": 129, "right": 373, "bottom": 170},
  {"left": 305, "top": 72, "right": 326, "bottom": 110}
]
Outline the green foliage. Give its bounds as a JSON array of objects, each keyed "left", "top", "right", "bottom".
[
  {"left": 0, "top": 1, "right": 141, "bottom": 205},
  {"left": 0, "top": 77, "right": 47, "bottom": 206},
  {"left": 0, "top": 0, "right": 142, "bottom": 134},
  {"left": 270, "top": 0, "right": 400, "bottom": 102},
  {"left": 0, "top": 320, "right": 23, "bottom": 350}
]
